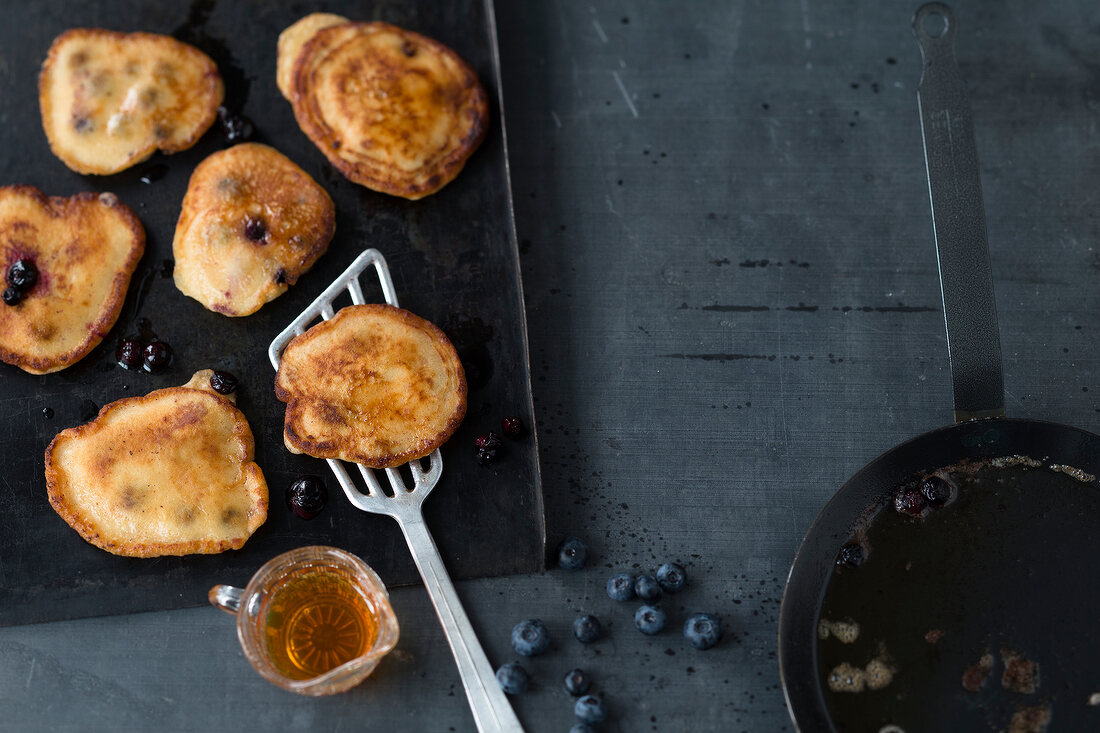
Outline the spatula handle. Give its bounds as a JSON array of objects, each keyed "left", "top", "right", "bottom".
[
  {"left": 398, "top": 515, "right": 525, "bottom": 733},
  {"left": 913, "top": 2, "right": 1006, "bottom": 423}
]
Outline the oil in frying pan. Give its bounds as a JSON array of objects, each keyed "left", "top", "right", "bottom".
[{"left": 818, "top": 459, "right": 1099, "bottom": 732}]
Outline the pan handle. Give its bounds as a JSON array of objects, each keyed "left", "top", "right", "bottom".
[{"left": 913, "top": 3, "right": 1005, "bottom": 422}]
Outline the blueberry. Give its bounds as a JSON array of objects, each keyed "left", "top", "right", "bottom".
[
  {"left": 634, "top": 604, "right": 667, "bottom": 635},
  {"left": 217, "top": 106, "right": 254, "bottom": 143},
  {"left": 557, "top": 536, "right": 588, "bottom": 571},
  {"left": 563, "top": 668, "right": 591, "bottom": 696},
  {"left": 574, "top": 695, "right": 607, "bottom": 725},
  {"left": 501, "top": 415, "right": 526, "bottom": 438},
  {"left": 572, "top": 614, "right": 601, "bottom": 644},
  {"left": 286, "top": 475, "right": 327, "bottom": 519},
  {"left": 683, "top": 612, "right": 722, "bottom": 650},
  {"left": 142, "top": 340, "right": 173, "bottom": 373},
  {"left": 569, "top": 726, "right": 595, "bottom": 733},
  {"left": 921, "top": 475, "right": 953, "bottom": 505},
  {"left": 2, "top": 287, "right": 21, "bottom": 306},
  {"left": 475, "top": 432, "right": 502, "bottom": 465},
  {"left": 209, "top": 370, "right": 239, "bottom": 395},
  {"left": 495, "top": 663, "right": 529, "bottom": 695},
  {"left": 243, "top": 216, "right": 267, "bottom": 243},
  {"left": 606, "top": 573, "right": 635, "bottom": 602},
  {"left": 635, "top": 574, "right": 662, "bottom": 602},
  {"left": 511, "top": 618, "right": 550, "bottom": 657},
  {"left": 837, "top": 543, "right": 864, "bottom": 567},
  {"left": 894, "top": 486, "right": 927, "bottom": 515},
  {"left": 656, "top": 562, "right": 687, "bottom": 593},
  {"left": 7, "top": 259, "right": 37, "bottom": 290},
  {"left": 116, "top": 338, "right": 143, "bottom": 369}
]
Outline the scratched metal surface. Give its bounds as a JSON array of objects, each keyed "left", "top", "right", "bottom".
[{"left": 1, "top": 0, "right": 1099, "bottom": 731}]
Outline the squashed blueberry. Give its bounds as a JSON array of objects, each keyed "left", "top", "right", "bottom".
[
  {"left": 837, "top": 543, "right": 864, "bottom": 567},
  {"left": 286, "top": 475, "right": 327, "bottom": 519},
  {"left": 921, "top": 475, "right": 953, "bottom": 505},
  {"left": 557, "top": 536, "right": 588, "bottom": 571}
]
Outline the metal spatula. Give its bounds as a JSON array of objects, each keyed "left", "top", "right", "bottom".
[{"left": 269, "top": 249, "right": 524, "bottom": 733}]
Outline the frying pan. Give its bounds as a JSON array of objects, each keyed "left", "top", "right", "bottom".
[{"left": 778, "top": 4, "right": 1100, "bottom": 731}]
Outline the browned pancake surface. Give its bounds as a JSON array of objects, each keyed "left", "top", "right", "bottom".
[
  {"left": 276, "top": 12, "right": 349, "bottom": 100},
  {"left": 45, "top": 371, "right": 268, "bottom": 557},
  {"left": 0, "top": 186, "right": 144, "bottom": 374},
  {"left": 275, "top": 304, "right": 467, "bottom": 468},
  {"left": 289, "top": 22, "right": 489, "bottom": 200},
  {"left": 39, "top": 29, "right": 223, "bottom": 175},
  {"left": 173, "top": 143, "right": 335, "bottom": 316}
]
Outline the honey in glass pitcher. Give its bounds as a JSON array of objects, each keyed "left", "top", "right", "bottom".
[
  {"left": 210, "top": 546, "right": 400, "bottom": 696},
  {"left": 262, "top": 566, "right": 380, "bottom": 680}
]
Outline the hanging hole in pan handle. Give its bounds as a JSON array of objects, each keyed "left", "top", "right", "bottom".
[{"left": 913, "top": 2, "right": 955, "bottom": 45}]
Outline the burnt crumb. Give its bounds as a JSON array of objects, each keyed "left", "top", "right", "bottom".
[
  {"left": 962, "top": 652, "right": 993, "bottom": 692},
  {"left": 1008, "top": 703, "right": 1051, "bottom": 733},
  {"left": 1001, "top": 649, "right": 1040, "bottom": 694}
]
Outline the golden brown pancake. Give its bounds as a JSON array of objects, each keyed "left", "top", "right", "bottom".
[
  {"left": 288, "top": 21, "right": 489, "bottom": 200},
  {"left": 276, "top": 12, "right": 349, "bottom": 100},
  {"left": 45, "top": 370, "right": 268, "bottom": 558},
  {"left": 172, "top": 142, "right": 335, "bottom": 317},
  {"left": 39, "top": 29, "right": 224, "bottom": 175},
  {"left": 0, "top": 186, "right": 144, "bottom": 374},
  {"left": 275, "top": 304, "right": 467, "bottom": 468}
]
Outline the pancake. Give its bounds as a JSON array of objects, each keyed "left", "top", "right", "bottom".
[
  {"left": 275, "top": 304, "right": 467, "bottom": 468},
  {"left": 39, "top": 29, "right": 223, "bottom": 175},
  {"left": 172, "top": 142, "right": 335, "bottom": 317},
  {"left": 45, "top": 370, "right": 268, "bottom": 557},
  {"left": 288, "top": 21, "right": 489, "bottom": 200},
  {"left": 0, "top": 185, "right": 144, "bottom": 374},
  {"left": 276, "top": 12, "right": 349, "bottom": 100}
]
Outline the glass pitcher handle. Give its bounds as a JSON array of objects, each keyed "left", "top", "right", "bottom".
[{"left": 208, "top": 584, "right": 244, "bottom": 615}]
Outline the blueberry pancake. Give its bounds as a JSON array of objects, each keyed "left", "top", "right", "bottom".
[
  {"left": 39, "top": 29, "right": 223, "bottom": 175},
  {"left": 45, "top": 370, "right": 268, "bottom": 558},
  {"left": 288, "top": 21, "right": 489, "bottom": 200},
  {"left": 173, "top": 143, "right": 335, "bottom": 317},
  {"left": 0, "top": 186, "right": 144, "bottom": 374},
  {"left": 276, "top": 12, "right": 349, "bottom": 100},
  {"left": 275, "top": 304, "right": 467, "bottom": 468}
]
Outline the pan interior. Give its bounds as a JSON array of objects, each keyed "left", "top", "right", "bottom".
[
  {"left": 778, "top": 418, "right": 1100, "bottom": 733},
  {"left": 819, "top": 458, "right": 1098, "bottom": 731}
]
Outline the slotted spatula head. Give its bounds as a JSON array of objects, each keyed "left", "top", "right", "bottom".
[{"left": 268, "top": 248, "right": 444, "bottom": 519}]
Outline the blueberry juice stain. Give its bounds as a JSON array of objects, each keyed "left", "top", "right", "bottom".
[{"left": 445, "top": 313, "right": 494, "bottom": 391}]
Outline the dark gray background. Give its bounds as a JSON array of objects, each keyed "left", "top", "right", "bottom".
[{"left": 1, "top": 0, "right": 1098, "bottom": 731}]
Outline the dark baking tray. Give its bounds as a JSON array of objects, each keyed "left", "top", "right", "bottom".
[{"left": 0, "top": 0, "right": 543, "bottom": 626}]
